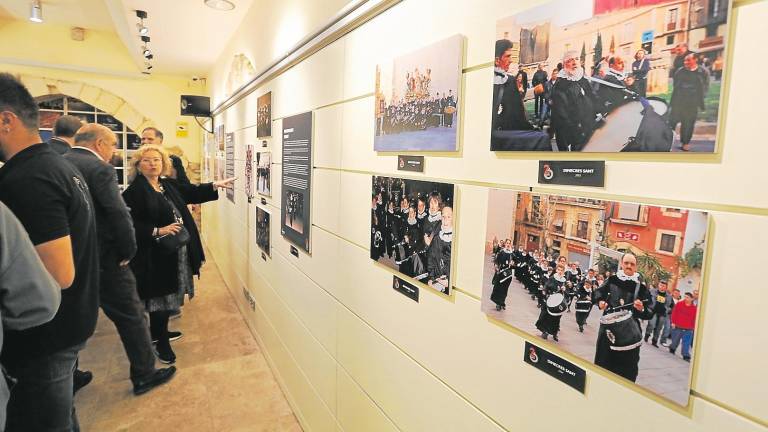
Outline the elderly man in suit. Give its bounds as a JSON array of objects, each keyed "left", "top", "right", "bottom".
[{"left": 64, "top": 123, "right": 176, "bottom": 396}]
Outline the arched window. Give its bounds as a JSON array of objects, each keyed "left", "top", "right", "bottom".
[{"left": 36, "top": 95, "right": 140, "bottom": 188}]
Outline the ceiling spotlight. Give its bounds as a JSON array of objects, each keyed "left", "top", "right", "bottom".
[
  {"left": 135, "top": 10, "right": 147, "bottom": 19},
  {"left": 204, "top": 0, "right": 235, "bottom": 11},
  {"left": 29, "top": 0, "right": 43, "bottom": 23},
  {"left": 137, "top": 23, "right": 149, "bottom": 35},
  {"left": 141, "top": 36, "right": 151, "bottom": 43},
  {"left": 145, "top": 54, "right": 154, "bottom": 60},
  {"left": 143, "top": 47, "right": 152, "bottom": 58}
]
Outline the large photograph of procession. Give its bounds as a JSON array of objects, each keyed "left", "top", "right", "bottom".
[
  {"left": 374, "top": 34, "right": 463, "bottom": 152},
  {"left": 481, "top": 189, "right": 708, "bottom": 406},
  {"left": 371, "top": 176, "right": 455, "bottom": 295},
  {"left": 491, "top": 0, "right": 730, "bottom": 152}
]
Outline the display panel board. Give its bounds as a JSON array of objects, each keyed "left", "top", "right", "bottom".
[
  {"left": 281, "top": 112, "right": 313, "bottom": 253},
  {"left": 371, "top": 175, "right": 455, "bottom": 295},
  {"left": 482, "top": 189, "right": 708, "bottom": 406}
]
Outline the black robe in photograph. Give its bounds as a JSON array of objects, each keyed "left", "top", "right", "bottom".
[
  {"left": 592, "top": 275, "right": 653, "bottom": 382},
  {"left": 551, "top": 71, "right": 599, "bottom": 151},
  {"left": 426, "top": 229, "right": 452, "bottom": 290},
  {"left": 492, "top": 70, "right": 533, "bottom": 132},
  {"left": 535, "top": 274, "right": 566, "bottom": 335},
  {"left": 490, "top": 249, "right": 515, "bottom": 307}
]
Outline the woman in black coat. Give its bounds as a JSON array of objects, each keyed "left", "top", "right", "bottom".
[{"left": 122, "top": 145, "right": 234, "bottom": 363}]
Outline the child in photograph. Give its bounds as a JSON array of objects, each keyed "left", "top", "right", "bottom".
[
  {"left": 536, "top": 263, "right": 568, "bottom": 341},
  {"left": 425, "top": 206, "right": 452, "bottom": 294},
  {"left": 490, "top": 239, "right": 515, "bottom": 311}
]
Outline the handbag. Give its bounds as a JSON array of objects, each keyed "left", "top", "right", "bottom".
[{"left": 155, "top": 199, "right": 190, "bottom": 253}]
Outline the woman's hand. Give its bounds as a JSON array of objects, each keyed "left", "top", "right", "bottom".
[
  {"left": 158, "top": 222, "right": 183, "bottom": 236},
  {"left": 213, "top": 177, "right": 237, "bottom": 189}
]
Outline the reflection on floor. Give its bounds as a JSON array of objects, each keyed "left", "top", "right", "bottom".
[{"left": 75, "top": 255, "right": 302, "bottom": 431}]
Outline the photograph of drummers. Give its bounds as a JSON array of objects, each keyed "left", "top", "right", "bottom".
[
  {"left": 535, "top": 263, "right": 569, "bottom": 341},
  {"left": 493, "top": 0, "right": 730, "bottom": 152},
  {"left": 593, "top": 252, "right": 653, "bottom": 382},
  {"left": 481, "top": 189, "right": 708, "bottom": 406},
  {"left": 370, "top": 176, "right": 455, "bottom": 294}
]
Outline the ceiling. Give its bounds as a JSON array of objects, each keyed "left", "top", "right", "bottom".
[{"left": 0, "top": 0, "right": 254, "bottom": 76}]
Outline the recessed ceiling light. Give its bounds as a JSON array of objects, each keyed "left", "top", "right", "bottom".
[
  {"left": 204, "top": 0, "right": 235, "bottom": 11},
  {"left": 137, "top": 23, "right": 149, "bottom": 35},
  {"left": 29, "top": 0, "right": 43, "bottom": 23}
]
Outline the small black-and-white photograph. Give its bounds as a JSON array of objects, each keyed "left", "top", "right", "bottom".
[
  {"left": 256, "top": 206, "right": 270, "bottom": 257},
  {"left": 257, "top": 92, "right": 272, "bottom": 138},
  {"left": 256, "top": 152, "right": 271, "bottom": 196},
  {"left": 371, "top": 176, "right": 455, "bottom": 295},
  {"left": 284, "top": 190, "right": 304, "bottom": 235}
]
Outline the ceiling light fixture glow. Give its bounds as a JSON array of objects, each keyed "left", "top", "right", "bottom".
[
  {"left": 137, "top": 23, "right": 149, "bottom": 35},
  {"left": 204, "top": 0, "right": 235, "bottom": 11},
  {"left": 29, "top": 0, "right": 43, "bottom": 23}
]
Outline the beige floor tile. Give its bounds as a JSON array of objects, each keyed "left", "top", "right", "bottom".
[{"left": 75, "top": 254, "right": 301, "bottom": 432}]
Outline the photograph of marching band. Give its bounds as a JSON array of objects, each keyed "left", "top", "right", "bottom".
[
  {"left": 481, "top": 189, "right": 708, "bottom": 405},
  {"left": 374, "top": 34, "right": 463, "bottom": 152},
  {"left": 370, "top": 176, "right": 455, "bottom": 295},
  {"left": 491, "top": 0, "right": 729, "bottom": 152},
  {"left": 256, "top": 206, "right": 271, "bottom": 257},
  {"left": 256, "top": 151, "right": 271, "bottom": 197},
  {"left": 257, "top": 91, "right": 272, "bottom": 138},
  {"left": 284, "top": 190, "right": 305, "bottom": 235}
]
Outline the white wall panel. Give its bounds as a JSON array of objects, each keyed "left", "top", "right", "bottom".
[{"left": 203, "top": 0, "right": 768, "bottom": 430}]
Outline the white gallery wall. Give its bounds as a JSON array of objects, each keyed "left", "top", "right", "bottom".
[{"left": 203, "top": 0, "right": 768, "bottom": 430}]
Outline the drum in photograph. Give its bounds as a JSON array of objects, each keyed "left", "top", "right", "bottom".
[
  {"left": 533, "top": 83, "right": 545, "bottom": 96},
  {"left": 583, "top": 97, "right": 669, "bottom": 152},
  {"left": 545, "top": 293, "right": 567, "bottom": 316},
  {"left": 599, "top": 310, "right": 642, "bottom": 351},
  {"left": 575, "top": 300, "right": 593, "bottom": 313},
  {"left": 444, "top": 106, "right": 457, "bottom": 114}
]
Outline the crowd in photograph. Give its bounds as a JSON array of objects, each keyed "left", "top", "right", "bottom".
[
  {"left": 493, "top": 38, "right": 717, "bottom": 151},
  {"left": 376, "top": 68, "right": 457, "bottom": 136},
  {"left": 370, "top": 178, "right": 453, "bottom": 293},
  {"left": 0, "top": 74, "right": 236, "bottom": 431},
  {"left": 489, "top": 240, "right": 698, "bottom": 381}
]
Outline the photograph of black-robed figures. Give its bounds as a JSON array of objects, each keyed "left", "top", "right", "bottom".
[
  {"left": 374, "top": 34, "right": 463, "bottom": 152},
  {"left": 284, "top": 190, "right": 304, "bottom": 235},
  {"left": 482, "top": 189, "right": 708, "bottom": 406},
  {"left": 491, "top": 0, "right": 729, "bottom": 152},
  {"left": 256, "top": 207, "right": 270, "bottom": 257},
  {"left": 256, "top": 152, "right": 271, "bottom": 197},
  {"left": 370, "top": 176, "right": 455, "bottom": 295},
  {"left": 257, "top": 92, "right": 272, "bottom": 138}
]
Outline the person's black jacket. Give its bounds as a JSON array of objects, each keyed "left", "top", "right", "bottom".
[
  {"left": 48, "top": 137, "right": 71, "bottom": 155},
  {"left": 592, "top": 275, "right": 653, "bottom": 320},
  {"left": 122, "top": 174, "right": 218, "bottom": 300},
  {"left": 551, "top": 75, "right": 599, "bottom": 150},
  {"left": 532, "top": 69, "right": 548, "bottom": 88},
  {"left": 64, "top": 147, "right": 136, "bottom": 265}
]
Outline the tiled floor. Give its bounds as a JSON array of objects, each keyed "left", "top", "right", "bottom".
[{"left": 75, "top": 256, "right": 302, "bottom": 432}]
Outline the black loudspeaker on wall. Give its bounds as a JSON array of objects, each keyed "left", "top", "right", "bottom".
[{"left": 180, "top": 95, "right": 211, "bottom": 117}]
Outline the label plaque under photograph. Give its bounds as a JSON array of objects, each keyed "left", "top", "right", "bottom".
[
  {"left": 523, "top": 342, "right": 586, "bottom": 394},
  {"left": 392, "top": 276, "right": 419, "bottom": 302},
  {"left": 538, "top": 161, "right": 605, "bottom": 187},
  {"left": 397, "top": 155, "right": 425, "bottom": 173}
]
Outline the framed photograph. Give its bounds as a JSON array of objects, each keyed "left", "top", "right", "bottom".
[
  {"left": 374, "top": 34, "right": 463, "bottom": 152},
  {"left": 256, "top": 152, "right": 272, "bottom": 197},
  {"left": 257, "top": 92, "right": 272, "bottom": 138},
  {"left": 482, "top": 189, "right": 708, "bottom": 406},
  {"left": 491, "top": 0, "right": 730, "bottom": 152},
  {"left": 256, "top": 206, "right": 271, "bottom": 257},
  {"left": 370, "top": 176, "right": 455, "bottom": 295}
]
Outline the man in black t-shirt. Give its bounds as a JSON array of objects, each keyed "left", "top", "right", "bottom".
[{"left": 0, "top": 73, "right": 99, "bottom": 432}]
